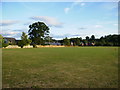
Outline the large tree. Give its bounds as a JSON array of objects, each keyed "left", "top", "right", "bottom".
[{"left": 28, "top": 22, "right": 50, "bottom": 45}]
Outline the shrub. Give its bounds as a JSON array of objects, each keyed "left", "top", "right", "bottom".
[
  {"left": 33, "top": 44, "right": 37, "bottom": 48},
  {"left": 2, "top": 43, "right": 9, "bottom": 48}
]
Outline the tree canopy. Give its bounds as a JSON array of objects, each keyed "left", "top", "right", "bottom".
[
  {"left": 18, "top": 32, "right": 31, "bottom": 48},
  {"left": 28, "top": 22, "right": 50, "bottom": 45},
  {"left": 56, "top": 34, "right": 119, "bottom": 46},
  {"left": 63, "top": 37, "right": 70, "bottom": 46}
]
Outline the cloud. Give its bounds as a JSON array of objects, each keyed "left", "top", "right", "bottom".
[
  {"left": 80, "top": 3, "right": 85, "bottom": 6},
  {"left": 51, "top": 33, "right": 84, "bottom": 40},
  {"left": 30, "top": 16, "right": 63, "bottom": 28},
  {"left": 0, "top": 29, "right": 27, "bottom": 39},
  {"left": 13, "top": 30, "right": 23, "bottom": 32},
  {"left": 51, "top": 34, "right": 70, "bottom": 39},
  {"left": 78, "top": 27, "right": 87, "bottom": 30},
  {"left": 94, "top": 25, "right": 103, "bottom": 28},
  {"left": 64, "top": 8, "right": 70, "bottom": 14},
  {"left": 1, "top": 32, "right": 18, "bottom": 35},
  {"left": 113, "top": 24, "right": 118, "bottom": 26},
  {"left": 101, "top": 2, "right": 118, "bottom": 10},
  {"left": 1, "top": 31, "right": 22, "bottom": 40},
  {"left": 73, "top": 2, "right": 85, "bottom": 7},
  {"left": 71, "top": 34, "right": 81, "bottom": 37},
  {"left": 0, "top": 20, "right": 19, "bottom": 26},
  {"left": 64, "top": 2, "right": 86, "bottom": 14},
  {"left": 24, "top": 22, "right": 33, "bottom": 26},
  {"left": 12, "top": 29, "right": 28, "bottom": 33},
  {"left": 1, "top": 31, "right": 19, "bottom": 37}
]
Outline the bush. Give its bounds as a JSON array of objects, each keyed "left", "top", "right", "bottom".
[
  {"left": 2, "top": 43, "right": 9, "bottom": 48},
  {"left": 18, "top": 41, "right": 23, "bottom": 48},
  {"left": 33, "top": 44, "right": 37, "bottom": 48}
]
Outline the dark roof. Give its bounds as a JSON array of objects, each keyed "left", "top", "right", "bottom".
[
  {"left": 4, "top": 37, "right": 16, "bottom": 40},
  {"left": 3, "top": 37, "right": 16, "bottom": 44}
]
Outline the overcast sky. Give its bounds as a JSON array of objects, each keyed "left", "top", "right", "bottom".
[{"left": 0, "top": 1, "right": 118, "bottom": 40}]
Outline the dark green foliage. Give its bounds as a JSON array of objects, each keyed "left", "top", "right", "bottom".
[
  {"left": 28, "top": 22, "right": 50, "bottom": 45},
  {"left": 18, "top": 41, "right": 24, "bottom": 48},
  {"left": 70, "top": 37, "right": 82, "bottom": 46},
  {"left": 2, "top": 43, "right": 9, "bottom": 48},
  {"left": 44, "top": 36, "right": 53, "bottom": 44},
  {"left": 90, "top": 35, "right": 95, "bottom": 40},
  {"left": 18, "top": 32, "right": 31, "bottom": 48},
  {"left": 76, "top": 38, "right": 80, "bottom": 46},
  {"left": 86, "top": 36, "right": 89, "bottom": 41},
  {"left": 96, "top": 35, "right": 119, "bottom": 46},
  {"left": 0, "top": 35, "right": 3, "bottom": 48},
  {"left": 33, "top": 44, "right": 37, "bottom": 48},
  {"left": 0, "top": 34, "right": 9, "bottom": 48},
  {"left": 90, "top": 35, "right": 95, "bottom": 43},
  {"left": 60, "top": 34, "right": 119, "bottom": 46},
  {"left": 63, "top": 37, "right": 70, "bottom": 46}
]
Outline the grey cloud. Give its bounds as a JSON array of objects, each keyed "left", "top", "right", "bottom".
[
  {"left": 78, "top": 27, "right": 87, "bottom": 30},
  {"left": 30, "top": 16, "right": 63, "bottom": 28},
  {"left": 51, "top": 34, "right": 83, "bottom": 39},
  {"left": 0, "top": 20, "right": 19, "bottom": 26}
]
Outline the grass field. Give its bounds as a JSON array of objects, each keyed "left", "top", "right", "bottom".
[{"left": 2, "top": 47, "right": 118, "bottom": 88}]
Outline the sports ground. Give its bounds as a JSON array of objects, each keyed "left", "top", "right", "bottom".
[{"left": 2, "top": 47, "right": 118, "bottom": 88}]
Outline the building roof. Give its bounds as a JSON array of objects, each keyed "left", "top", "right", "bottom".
[
  {"left": 3, "top": 37, "right": 16, "bottom": 44},
  {"left": 4, "top": 37, "right": 16, "bottom": 40}
]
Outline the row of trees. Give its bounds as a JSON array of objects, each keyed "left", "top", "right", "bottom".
[
  {"left": 60, "top": 34, "right": 120, "bottom": 46},
  {"left": 1, "top": 21, "right": 120, "bottom": 48}
]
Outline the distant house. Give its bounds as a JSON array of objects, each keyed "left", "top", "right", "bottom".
[
  {"left": 91, "top": 42, "right": 95, "bottom": 46},
  {"left": 3, "top": 37, "right": 16, "bottom": 44},
  {"left": 45, "top": 42, "right": 61, "bottom": 45},
  {"left": 81, "top": 42, "right": 84, "bottom": 46},
  {"left": 71, "top": 42, "right": 73, "bottom": 46}
]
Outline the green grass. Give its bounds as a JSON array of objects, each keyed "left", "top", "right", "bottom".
[{"left": 2, "top": 47, "right": 118, "bottom": 88}]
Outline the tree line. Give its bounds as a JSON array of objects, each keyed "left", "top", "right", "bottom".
[
  {"left": 0, "top": 21, "right": 119, "bottom": 48},
  {"left": 58, "top": 34, "right": 120, "bottom": 46}
]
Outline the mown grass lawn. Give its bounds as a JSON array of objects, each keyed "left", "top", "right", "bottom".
[{"left": 2, "top": 47, "right": 118, "bottom": 88}]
